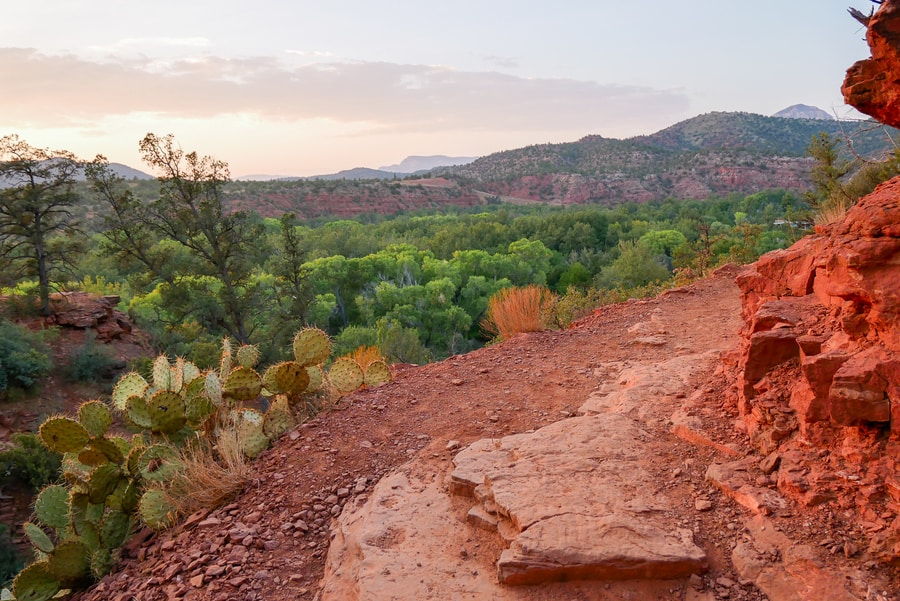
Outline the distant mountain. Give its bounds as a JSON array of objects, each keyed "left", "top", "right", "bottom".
[
  {"left": 104, "top": 162, "right": 153, "bottom": 180},
  {"left": 772, "top": 104, "right": 834, "bottom": 120},
  {"left": 306, "top": 167, "right": 400, "bottom": 181},
  {"left": 68, "top": 110, "right": 900, "bottom": 223},
  {"left": 435, "top": 111, "right": 899, "bottom": 206},
  {"left": 379, "top": 155, "right": 478, "bottom": 173}
]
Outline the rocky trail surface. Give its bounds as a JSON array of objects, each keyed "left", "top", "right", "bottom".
[{"left": 72, "top": 264, "right": 898, "bottom": 601}]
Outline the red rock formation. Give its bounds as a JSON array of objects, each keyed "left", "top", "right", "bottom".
[
  {"left": 843, "top": 0, "right": 900, "bottom": 129},
  {"left": 45, "top": 292, "right": 137, "bottom": 343},
  {"left": 734, "top": 178, "right": 900, "bottom": 562}
]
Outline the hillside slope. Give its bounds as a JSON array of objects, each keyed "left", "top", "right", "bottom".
[{"left": 76, "top": 259, "right": 897, "bottom": 601}]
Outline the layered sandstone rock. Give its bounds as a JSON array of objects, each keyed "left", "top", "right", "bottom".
[
  {"left": 843, "top": 0, "right": 900, "bottom": 129},
  {"left": 734, "top": 178, "right": 900, "bottom": 562}
]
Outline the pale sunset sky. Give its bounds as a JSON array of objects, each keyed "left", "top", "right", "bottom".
[{"left": 0, "top": 1, "right": 878, "bottom": 178}]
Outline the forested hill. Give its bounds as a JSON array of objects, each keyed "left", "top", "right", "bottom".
[
  {"left": 425, "top": 112, "right": 898, "bottom": 206},
  {"left": 220, "top": 112, "right": 898, "bottom": 218}
]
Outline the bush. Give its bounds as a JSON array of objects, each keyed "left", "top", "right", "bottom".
[
  {"left": 0, "top": 320, "right": 53, "bottom": 396},
  {"left": 481, "top": 285, "right": 558, "bottom": 341},
  {"left": 0, "top": 432, "right": 62, "bottom": 490},
  {"left": 0, "top": 523, "right": 23, "bottom": 588},
  {"left": 65, "top": 331, "right": 120, "bottom": 382}
]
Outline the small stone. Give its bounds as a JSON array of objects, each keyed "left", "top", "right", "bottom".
[
  {"left": 759, "top": 452, "right": 781, "bottom": 475},
  {"left": 690, "top": 573, "right": 704, "bottom": 590},
  {"left": 451, "top": 379, "right": 464, "bottom": 386},
  {"left": 695, "top": 499, "right": 713, "bottom": 512},
  {"left": 198, "top": 517, "right": 222, "bottom": 528},
  {"left": 446, "top": 440, "right": 461, "bottom": 451},
  {"left": 189, "top": 575, "right": 204, "bottom": 588}
]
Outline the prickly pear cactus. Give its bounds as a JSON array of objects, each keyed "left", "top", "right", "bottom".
[
  {"left": 328, "top": 357, "right": 365, "bottom": 393},
  {"left": 262, "top": 361, "right": 309, "bottom": 395},
  {"left": 34, "top": 485, "right": 70, "bottom": 531},
  {"left": 292, "top": 327, "right": 332, "bottom": 367},
  {"left": 138, "top": 489, "right": 175, "bottom": 530},
  {"left": 39, "top": 417, "right": 90, "bottom": 453},
  {"left": 151, "top": 354, "right": 174, "bottom": 392},
  {"left": 222, "top": 366, "right": 262, "bottom": 402},
  {"left": 305, "top": 365, "right": 324, "bottom": 393},
  {"left": 147, "top": 390, "right": 187, "bottom": 434},
  {"left": 77, "top": 401, "right": 112, "bottom": 438},
  {"left": 11, "top": 561, "right": 60, "bottom": 601},
  {"left": 219, "top": 337, "right": 233, "bottom": 379},
  {"left": 262, "top": 396, "right": 294, "bottom": 439},
  {"left": 47, "top": 540, "right": 91, "bottom": 585},
  {"left": 111, "top": 372, "right": 149, "bottom": 411},
  {"left": 236, "top": 344, "right": 261, "bottom": 368},
  {"left": 363, "top": 359, "right": 392, "bottom": 388}
]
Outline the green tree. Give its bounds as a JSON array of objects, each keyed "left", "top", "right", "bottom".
[
  {"left": 88, "top": 134, "right": 264, "bottom": 343},
  {"left": 0, "top": 135, "right": 85, "bottom": 315},
  {"left": 804, "top": 132, "right": 854, "bottom": 209}
]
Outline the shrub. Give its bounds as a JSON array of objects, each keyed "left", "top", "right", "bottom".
[
  {"left": 0, "top": 432, "right": 62, "bottom": 490},
  {"left": 0, "top": 523, "right": 23, "bottom": 588},
  {"left": 65, "top": 331, "right": 120, "bottom": 382},
  {"left": 481, "top": 285, "right": 558, "bottom": 341},
  {"left": 0, "top": 321, "right": 53, "bottom": 396}
]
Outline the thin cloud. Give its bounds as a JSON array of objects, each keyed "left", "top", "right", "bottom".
[
  {"left": 483, "top": 55, "right": 519, "bottom": 69},
  {"left": 0, "top": 48, "right": 690, "bottom": 133}
]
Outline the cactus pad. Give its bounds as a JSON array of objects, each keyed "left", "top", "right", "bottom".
[
  {"left": 305, "top": 365, "right": 324, "bottom": 393},
  {"left": 205, "top": 371, "right": 223, "bottom": 406},
  {"left": 364, "top": 359, "right": 392, "bottom": 388},
  {"left": 124, "top": 395, "right": 152, "bottom": 430},
  {"left": 328, "top": 357, "right": 365, "bottom": 393},
  {"left": 223, "top": 366, "right": 262, "bottom": 401},
  {"left": 263, "top": 397, "right": 294, "bottom": 439},
  {"left": 77, "top": 449, "right": 108, "bottom": 467},
  {"left": 292, "top": 328, "right": 332, "bottom": 366},
  {"left": 185, "top": 393, "right": 215, "bottom": 427},
  {"left": 87, "top": 437, "right": 125, "bottom": 465},
  {"left": 87, "top": 464, "right": 122, "bottom": 504},
  {"left": 24, "top": 522, "right": 54, "bottom": 554},
  {"left": 138, "top": 444, "right": 182, "bottom": 482},
  {"left": 236, "top": 344, "right": 261, "bottom": 368},
  {"left": 11, "top": 561, "right": 60, "bottom": 601},
  {"left": 39, "top": 417, "right": 90, "bottom": 454},
  {"left": 219, "top": 338, "right": 233, "bottom": 378},
  {"left": 99, "top": 510, "right": 131, "bottom": 548},
  {"left": 47, "top": 540, "right": 91, "bottom": 584},
  {"left": 151, "top": 354, "right": 173, "bottom": 391},
  {"left": 111, "top": 371, "right": 149, "bottom": 411},
  {"left": 264, "top": 361, "right": 310, "bottom": 395},
  {"left": 147, "top": 390, "right": 186, "bottom": 434},
  {"left": 90, "top": 548, "right": 115, "bottom": 580},
  {"left": 76, "top": 401, "right": 112, "bottom": 438},
  {"left": 181, "top": 359, "right": 201, "bottom": 384},
  {"left": 138, "top": 489, "right": 175, "bottom": 530},
  {"left": 35, "top": 485, "right": 70, "bottom": 530}
]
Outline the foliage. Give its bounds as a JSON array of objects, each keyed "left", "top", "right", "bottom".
[
  {"left": 481, "top": 285, "right": 558, "bottom": 341},
  {"left": 65, "top": 332, "right": 119, "bottom": 383},
  {"left": 0, "top": 321, "right": 53, "bottom": 396},
  {"left": 0, "top": 136, "right": 86, "bottom": 316},
  {"left": 0, "top": 523, "right": 23, "bottom": 589},
  {"left": 0, "top": 433, "right": 61, "bottom": 490}
]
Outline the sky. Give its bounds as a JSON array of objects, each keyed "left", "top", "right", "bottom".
[{"left": 0, "top": 1, "right": 878, "bottom": 178}]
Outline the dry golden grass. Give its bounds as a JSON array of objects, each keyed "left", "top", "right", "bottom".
[
  {"left": 481, "top": 285, "right": 558, "bottom": 341},
  {"left": 815, "top": 196, "right": 851, "bottom": 226},
  {"left": 348, "top": 345, "right": 385, "bottom": 367},
  {"left": 164, "top": 414, "right": 252, "bottom": 517}
]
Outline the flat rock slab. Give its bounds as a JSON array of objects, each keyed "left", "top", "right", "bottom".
[
  {"left": 732, "top": 515, "right": 865, "bottom": 601},
  {"left": 451, "top": 412, "right": 707, "bottom": 584}
]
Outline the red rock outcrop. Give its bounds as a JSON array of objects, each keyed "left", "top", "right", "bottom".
[
  {"left": 734, "top": 178, "right": 900, "bottom": 562},
  {"left": 843, "top": 0, "right": 900, "bottom": 129},
  {"left": 45, "top": 292, "right": 137, "bottom": 343}
]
